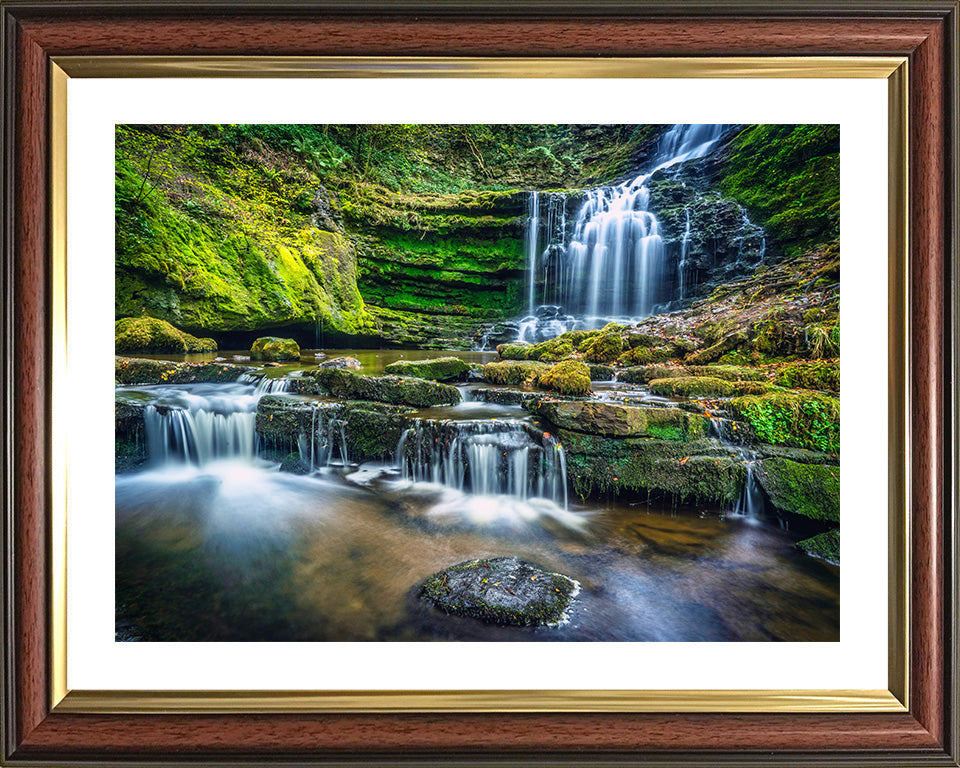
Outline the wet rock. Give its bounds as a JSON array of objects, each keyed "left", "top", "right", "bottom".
[
  {"left": 482, "top": 360, "right": 550, "bottom": 386},
  {"left": 279, "top": 452, "right": 311, "bottom": 474},
  {"left": 115, "top": 357, "right": 253, "bottom": 385},
  {"left": 420, "top": 557, "right": 580, "bottom": 627},
  {"left": 307, "top": 368, "right": 460, "bottom": 408},
  {"left": 528, "top": 399, "right": 706, "bottom": 440},
  {"left": 587, "top": 364, "right": 614, "bottom": 381},
  {"left": 617, "top": 365, "right": 686, "bottom": 385},
  {"left": 319, "top": 356, "right": 362, "bottom": 370},
  {"left": 115, "top": 399, "right": 148, "bottom": 472},
  {"left": 383, "top": 356, "right": 470, "bottom": 382},
  {"left": 795, "top": 530, "right": 840, "bottom": 564},
  {"left": 468, "top": 388, "right": 529, "bottom": 406},
  {"left": 649, "top": 376, "right": 735, "bottom": 398},
  {"left": 251, "top": 336, "right": 301, "bottom": 362},
  {"left": 755, "top": 458, "right": 840, "bottom": 523}
]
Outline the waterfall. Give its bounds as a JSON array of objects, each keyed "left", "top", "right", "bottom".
[
  {"left": 518, "top": 124, "right": 733, "bottom": 341},
  {"left": 141, "top": 377, "right": 290, "bottom": 467},
  {"left": 708, "top": 417, "right": 764, "bottom": 519},
  {"left": 525, "top": 191, "right": 540, "bottom": 316},
  {"left": 396, "top": 420, "right": 568, "bottom": 508},
  {"left": 679, "top": 207, "right": 691, "bottom": 300}
]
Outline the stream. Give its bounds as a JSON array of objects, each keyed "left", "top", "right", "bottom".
[{"left": 116, "top": 350, "right": 840, "bottom": 642}]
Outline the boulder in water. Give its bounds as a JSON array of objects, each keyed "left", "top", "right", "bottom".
[
  {"left": 754, "top": 458, "right": 839, "bottom": 523},
  {"left": 383, "top": 356, "right": 470, "bottom": 382},
  {"left": 115, "top": 356, "right": 252, "bottom": 385},
  {"left": 420, "top": 557, "right": 580, "bottom": 627},
  {"left": 538, "top": 360, "right": 591, "bottom": 396},
  {"left": 319, "top": 356, "right": 362, "bottom": 370},
  {"left": 528, "top": 398, "right": 706, "bottom": 441},
  {"left": 251, "top": 336, "right": 301, "bottom": 362},
  {"left": 307, "top": 368, "right": 460, "bottom": 407}
]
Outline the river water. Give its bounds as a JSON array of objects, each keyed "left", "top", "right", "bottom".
[{"left": 115, "top": 350, "right": 839, "bottom": 642}]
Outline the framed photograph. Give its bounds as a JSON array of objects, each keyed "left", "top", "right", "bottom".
[{"left": 2, "top": 1, "right": 957, "bottom": 766}]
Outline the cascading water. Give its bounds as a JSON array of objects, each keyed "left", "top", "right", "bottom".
[
  {"left": 517, "top": 124, "right": 735, "bottom": 343},
  {"left": 396, "top": 419, "right": 569, "bottom": 508},
  {"left": 138, "top": 377, "right": 289, "bottom": 467},
  {"left": 708, "top": 417, "right": 764, "bottom": 520}
]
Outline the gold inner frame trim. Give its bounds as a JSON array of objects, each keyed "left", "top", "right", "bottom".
[{"left": 49, "top": 55, "right": 909, "bottom": 715}]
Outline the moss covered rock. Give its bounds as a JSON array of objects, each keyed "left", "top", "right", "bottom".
[
  {"left": 115, "top": 316, "right": 216, "bottom": 354},
  {"left": 309, "top": 367, "right": 460, "bottom": 407},
  {"left": 774, "top": 360, "right": 840, "bottom": 392},
  {"left": 685, "top": 332, "right": 748, "bottom": 365},
  {"left": 686, "top": 365, "right": 768, "bottom": 382},
  {"left": 795, "top": 529, "right": 840, "bottom": 564},
  {"left": 558, "top": 431, "right": 745, "bottom": 503},
  {"left": 587, "top": 364, "right": 615, "bottom": 381},
  {"left": 482, "top": 360, "right": 551, "bottom": 386},
  {"left": 496, "top": 342, "right": 532, "bottom": 360},
  {"left": 539, "top": 360, "right": 591, "bottom": 396},
  {"left": 617, "top": 345, "right": 674, "bottom": 367},
  {"left": 529, "top": 399, "right": 706, "bottom": 441},
  {"left": 251, "top": 336, "right": 301, "bottom": 362},
  {"left": 754, "top": 458, "right": 839, "bottom": 523},
  {"left": 527, "top": 338, "right": 575, "bottom": 362},
  {"left": 729, "top": 391, "right": 839, "bottom": 452},
  {"left": 420, "top": 557, "right": 579, "bottom": 627},
  {"left": 384, "top": 356, "right": 470, "bottom": 381},
  {"left": 115, "top": 356, "right": 252, "bottom": 385},
  {"left": 618, "top": 365, "right": 685, "bottom": 385},
  {"left": 580, "top": 331, "right": 624, "bottom": 364},
  {"left": 650, "top": 376, "right": 736, "bottom": 398}
]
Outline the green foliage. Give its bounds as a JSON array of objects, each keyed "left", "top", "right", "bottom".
[
  {"left": 539, "top": 360, "right": 592, "bottom": 396},
  {"left": 730, "top": 391, "right": 840, "bottom": 452},
  {"left": 115, "top": 316, "right": 216, "bottom": 354},
  {"left": 721, "top": 125, "right": 840, "bottom": 256},
  {"left": 774, "top": 360, "right": 840, "bottom": 392}
]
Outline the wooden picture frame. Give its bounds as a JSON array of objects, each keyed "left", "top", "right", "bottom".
[{"left": 1, "top": 1, "right": 957, "bottom": 765}]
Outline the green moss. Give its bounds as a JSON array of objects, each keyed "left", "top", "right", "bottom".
[
  {"left": 115, "top": 356, "right": 251, "bottom": 385},
  {"left": 617, "top": 365, "right": 685, "bottom": 385},
  {"left": 251, "top": 336, "right": 301, "bottom": 361},
  {"left": 756, "top": 458, "right": 840, "bottom": 523},
  {"left": 720, "top": 125, "right": 839, "bottom": 256},
  {"left": 686, "top": 365, "right": 768, "bottom": 382},
  {"left": 684, "top": 332, "right": 748, "bottom": 365},
  {"left": 581, "top": 332, "right": 624, "bottom": 364},
  {"left": 383, "top": 356, "right": 470, "bottom": 381},
  {"left": 538, "top": 360, "right": 592, "bottom": 396},
  {"left": 729, "top": 391, "right": 840, "bottom": 452},
  {"left": 795, "top": 529, "right": 840, "bottom": 564},
  {"left": 587, "top": 364, "right": 614, "bottom": 381},
  {"left": 497, "top": 342, "right": 532, "bottom": 360},
  {"left": 617, "top": 346, "right": 673, "bottom": 366},
  {"left": 482, "top": 360, "right": 551, "bottom": 386},
  {"left": 309, "top": 368, "right": 461, "bottom": 407},
  {"left": 650, "top": 376, "right": 736, "bottom": 398},
  {"left": 115, "top": 316, "right": 217, "bottom": 354},
  {"left": 527, "top": 338, "right": 575, "bottom": 362},
  {"left": 774, "top": 360, "right": 840, "bottom": 392}
]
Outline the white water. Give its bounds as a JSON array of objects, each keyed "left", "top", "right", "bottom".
[
  {"left": 397, "top": 419, "right": 569, "bottom": 508},
  {"left": 518, "top": 124, "right": 731, "bottom": 342},
  {"left": 135, "top": 378, "right": 290, "bottom": 467}
]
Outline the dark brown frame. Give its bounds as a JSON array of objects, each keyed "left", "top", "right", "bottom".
[{"left": 2, "top": 1, "right": 958, "bottom": 765}]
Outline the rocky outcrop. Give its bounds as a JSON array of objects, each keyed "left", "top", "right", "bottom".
[
  {"left": 420, "top": 557, "right": 580, "bottom": 627},
  {"left": 754, "top": 458, "right": 840, "bottom": 523},
  {"left": 294, "top": 368, "right": 460, "bottom": 408},
  {"left": 527, "top": 399, "right": 706, "bottom": 441},
  {"left": 115, "top": 357, "right": 252, "bottom": 385}
]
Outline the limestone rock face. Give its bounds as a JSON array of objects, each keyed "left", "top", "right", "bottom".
[{"left": 420, "top": 557, "right": 580, "bottom": 627}]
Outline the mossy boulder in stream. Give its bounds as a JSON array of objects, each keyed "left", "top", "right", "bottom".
[
  {"left": 482, "top": 360, "right": 551, "bottom": 386},
  {"left": 307, "top": 367, "right": 460, "bottom": 407},
  {"left": 618, "top": 365, "right": 685, "bottom": 385},
  {"left": 496, "top": 342, "right": 532, "bottom": 360},
  {"left": 538, "top": 360, "right": 591, "bottom": 396},
  {"left": 650, "top": 376, "right": 736, "bottom": 398},
  {"left": 115, "top": 316, "right": 216, "bottom": 354},
  {"left": 251, "top": 336, "right": 301, "bottom": 362},
  {"left": 384, "top": 356, "right": 470, "bottom": 381},
  {"left": 420, "top": 557, "right": 580, "bottom": 627},
  {"left": 580, "top": 329, "right": 624, "bottom": 364},
  {"left": 754, "top": 458, "right": 840, "bottom": 523},
  {"left": 773, "top": 360, "right": 840, "bottom": 392}
]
